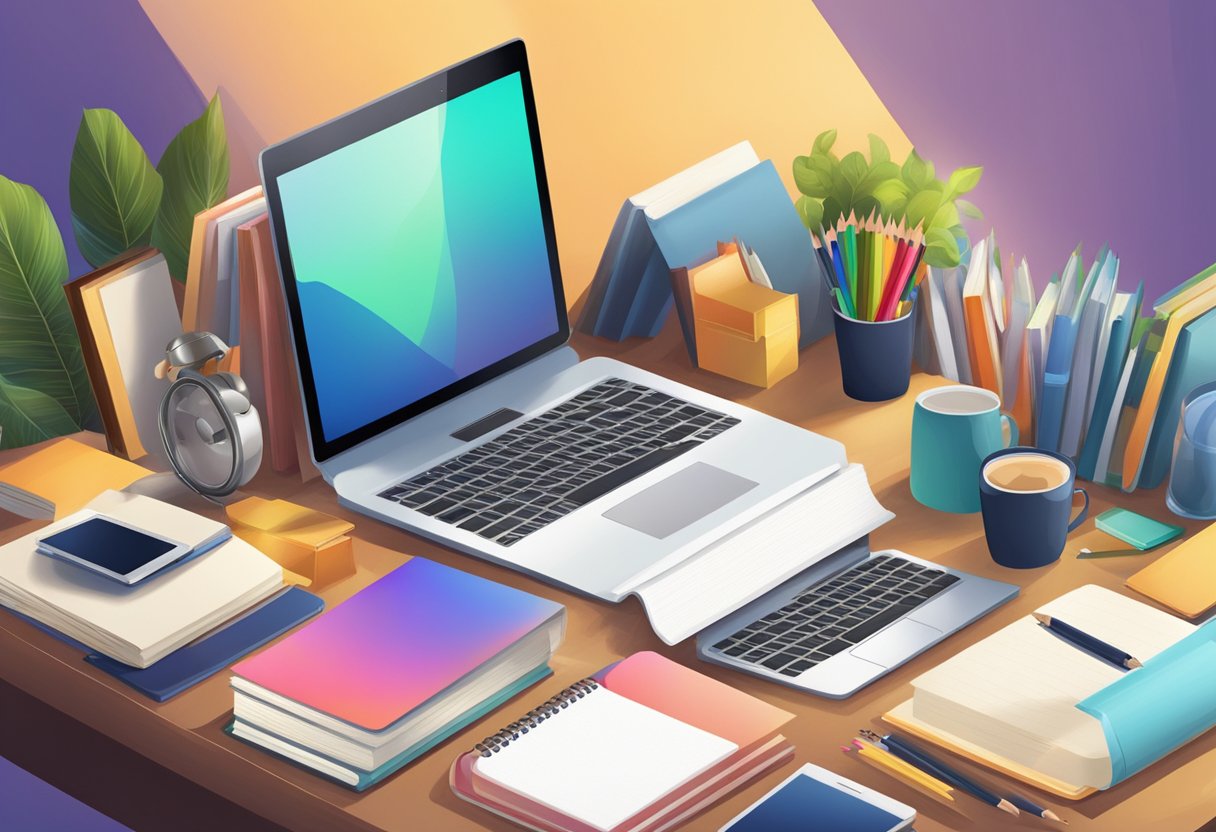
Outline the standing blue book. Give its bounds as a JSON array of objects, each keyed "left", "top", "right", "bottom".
[
  {"left": 577, "top": 142, "right": 832, "bottom": 347},
  {"left": 1037, "top": 249, "right": 1086, "bottom": 452},
  {"left": 1139, "top": 306, "right": 1216, "bottom": 489},
  {"left": 1077, "top": 283, "right": 1142, "bottom": 480}
]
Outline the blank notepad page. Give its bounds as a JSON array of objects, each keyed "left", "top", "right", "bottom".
[{"left": 474, "top": 687, "right": 737, "bottom": 832}]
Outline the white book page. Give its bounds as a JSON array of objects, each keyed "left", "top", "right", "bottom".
[
  {"left": 632, "top": 464, "right": 892, "bottom": 645},
  {"left": 913, "top": 585, "right": 1194, "bottom": 756},
  {"left": 210, "top": 199, "right": 267, "bottom": 337},
  {"left": 640, "top": 143, "right": 758, "bottom": 219},
  {"left": 97, "top": 256, "right": 183, "bottom": 459},
  {"left": 474, "top": 687, "right": 736, "bottom": 832}
]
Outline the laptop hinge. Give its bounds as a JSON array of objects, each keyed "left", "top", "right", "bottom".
[{"left": 451, "top": 408, "right": 524, "bottom": 442}]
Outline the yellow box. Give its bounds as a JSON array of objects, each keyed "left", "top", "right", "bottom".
[
  {"left": 690, "top": 247, "right": 799, "bottom": 387},
  {"left": 227, "top": 497, "right": 356, "bottom": 588}
]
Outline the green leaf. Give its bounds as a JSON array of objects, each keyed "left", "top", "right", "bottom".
[
  {"left": 808, "top": 153, "right": 836, "bottom": 176},
  {"left": 795, "top": 195, "right": 823, "bottom": 230},
  {"left": 0, "top": 175, "right": 96, "bottom": 430},
  {"left": 901, "top": 149, "right": 930, "bottom": 190},
  {"left": 0, "top": 373, "right": 79, "bottom": 449},
  {"left": 927, "top": 201, "right": 960, "bottom": 231},
  {"left": 151, "top": 94, "right": 229, "bottom": 282},
  {"left": 839, "top": 151, "right": 868, "bottom": 190},
  {"left": 813, "top": 129, "right": 838, "bottom": 156},
  {"left": 924, "top": 227, "right": 962, "bottom": 268},
  {"left": 793, "top": 156, "right": 832, "bottom": 197},
  {"left": 858, "top": 159, "right": 900, "bottom": 196},
  {"left": 852, "top": 196, "right": 880, "bottom": 220},
  {"left": 867, "top": 134, "right": 890, "bottom": 166},
  {"left": 945, "top": 165, "right": 983, "bottom": 200},
  {"left": 956, "top": 198, "right": 983, "bottom": 220},
  {"left": 871, "top": 177, "right": 909, "bottom": 207},
  {"left": 69, "top": 108, "right": 163, "bottom": 267},
  {"left": 904, "top": 189, "right": 942, "bottom": 229},
  {"left": 821, "top": 197, "right": 845, "bottom": 229}
]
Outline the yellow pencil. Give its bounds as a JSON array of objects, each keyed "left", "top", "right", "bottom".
[
  {"left": 850, "top": 742, "right": 957, "bottom": 805},
  {"left": 869, "top": 215, "right": 884, "bottom": 320},
  {"left": 881, "top": 220, "right": 898, "bottom": 319}
]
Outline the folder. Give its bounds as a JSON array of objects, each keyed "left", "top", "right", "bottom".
[
  {"left": 1122, "top": 283, "right": 1216, "bottom": 489},
  {"left": 1037, "top": 251, "right": 1085, "bottom": 452},
  {"left": 1127, "top": 522, "right": 1216, "bottom": 618},
  {"left": 1059, "top": 250, "right": 1116, "bottom": 457},
  {"left": 0, "top": 438, "right": 149, "bottom": 520}
]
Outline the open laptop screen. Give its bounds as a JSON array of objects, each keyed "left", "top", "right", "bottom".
[{"left": 262, "top": 42, "right": 566, "bottom": 462}]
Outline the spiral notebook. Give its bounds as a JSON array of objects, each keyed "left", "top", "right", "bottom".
[{"left": 451, "top": 652, "right": 795, "bottom": 832}]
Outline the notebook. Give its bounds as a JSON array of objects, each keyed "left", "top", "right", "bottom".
[
  {"left": 0, "top": 490, "right": 282, "bottom": 667},
  {"left": 229, "top": 556, "right": 566, "bottom": 790},
  {"left": 961, "top": 238, "right": 1001, "bottom": 397},
  {"left": 885, "top": 585, "right": 1195, "bottom": 796},
  {"left": 0, "top": 439, "right": 149, "bottom": 520},
  {"left": 452, "top": 651, "right": 795, "bottom": 832},
  {"left": 1127, "top": 522, "right": 1216, "bottom": 618}
]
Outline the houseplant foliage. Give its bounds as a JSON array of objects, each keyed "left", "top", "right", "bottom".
[
  {"left": 0, "top": 175, "right": 98, "bottom": 447},
  {"left": 0, "top": 94, "right": 231, "bottom": 448},
  {"left": 151, "top": 93, "right": 230, "bottom": 282},
  {"left": 792, "top": 131, "right": 983, "bottom": 268},
  {"left": 69, "top": 108, "right": 164, "bottom": 267}
]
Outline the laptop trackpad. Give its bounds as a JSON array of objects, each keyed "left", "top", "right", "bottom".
[
  {"left": 850, "top": 619, "right": 943, "bottom": 668},
  {"left": 603, "top": 462, "right": 757, "bottom": 539}
]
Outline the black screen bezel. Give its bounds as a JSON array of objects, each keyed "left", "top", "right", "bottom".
[{"left": 259, "top": 39, "right": 568, "bottom": 463}]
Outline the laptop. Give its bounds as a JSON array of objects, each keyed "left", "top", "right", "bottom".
[{"left": 259, "top": 40, "right": 1015, "bottom": 698}]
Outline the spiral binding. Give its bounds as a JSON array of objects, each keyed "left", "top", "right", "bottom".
[{"left": 473, "top": 678, "right": 600, "bottom": 757}]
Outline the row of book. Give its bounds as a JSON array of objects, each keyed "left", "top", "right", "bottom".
[
  {"left": 65, "top": 186, "right": 316, "bottom": 480},
  {"left": 915, "top": 235, "right": 1216, "bottom": 491}
]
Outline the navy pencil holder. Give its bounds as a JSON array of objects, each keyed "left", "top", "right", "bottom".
[{"left": 832, "top": 301, "right": 916, "bottom": 402}]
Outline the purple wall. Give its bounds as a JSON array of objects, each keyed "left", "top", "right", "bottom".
[
  {"left": 0, "top": 0, "right": 205, "bottom": 279},
  {"left": 816, "top": 0, "right": 1216, "bottom": 300},
  {"left": 0, "top": 755, "right": 129, "bottom": 832}
]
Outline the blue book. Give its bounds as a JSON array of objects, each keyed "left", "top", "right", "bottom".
[
  {"left": 1077, "top": 283, "right": 1142, "bottom": 480},
  {"left": 1139, "top": 306, "right": 1216, "bottom": 489},
  {"left": 1037, "top": 250, "right": 1086, "bottom": 452},
  {"left": 647, "top": 161, "right": 832, "bottom": 349},
  {"left": 578, "top": 144, "right": 833, "bottom": 346}
]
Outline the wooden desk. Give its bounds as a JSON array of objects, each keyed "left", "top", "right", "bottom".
[{"left": 2, "top": 327, "right": 1215, "bottom": 832}]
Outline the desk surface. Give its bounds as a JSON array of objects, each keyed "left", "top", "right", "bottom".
[{"left": 2, "top": 327, "right": 1215, "bottom": 832}]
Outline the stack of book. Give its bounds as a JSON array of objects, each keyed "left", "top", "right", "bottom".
[
  {"left": 228, "top": 557, "right": 566, "bottom": 791},
  {"left": 915, "top": 238, "right": 1216, "bottom": 491}
]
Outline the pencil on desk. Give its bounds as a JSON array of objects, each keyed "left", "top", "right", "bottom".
[
  {"left": 1032, "top": 612, "right": 1143, "bottom": 669},
  {"left": 847, "top": 740, "right": 956, "bottom": 806}
]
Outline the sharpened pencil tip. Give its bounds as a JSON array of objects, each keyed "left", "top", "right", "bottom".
[
  {"left": 1043, "top": 809, "right": 1067, "bottom": 824},
  {"left": 1126, "top": 657, "right": 1143, "bottom": 669},
  {"left": 1032, "top": 612, "right": 1051, "bottom": 626},
  {"left": 998, "top": 798, "right": 1021, "bottom": 816}
]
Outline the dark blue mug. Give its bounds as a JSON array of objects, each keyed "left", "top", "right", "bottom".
[{"left": 979, "top": 447, "right": 1089, "bottom": 568}]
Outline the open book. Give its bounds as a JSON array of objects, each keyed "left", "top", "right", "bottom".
[{"left": 886, "top": 585, "right": 1195, "bottom": 795}]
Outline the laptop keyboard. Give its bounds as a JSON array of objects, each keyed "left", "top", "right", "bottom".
[
  {"left": 377, "top": 378, "right": 740, "bottom": 547},
  {"left": 710, "top": 555, "right": 960, "bottom": 677}
]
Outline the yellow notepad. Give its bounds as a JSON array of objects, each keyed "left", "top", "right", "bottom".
[
  {"left": 1127, "top": 523, "right": 1216, "bottom": 618},
  {"left": 0, "top": 439, "right": 150, "bottom": 519}
]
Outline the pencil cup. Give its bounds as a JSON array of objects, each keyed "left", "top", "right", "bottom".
[{"left": 832, "top": 301, "right": 916, "bottom": 402}]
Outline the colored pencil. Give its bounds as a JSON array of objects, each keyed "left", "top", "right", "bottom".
[
  {"left": 1033, "top": 613, "right": 1143, "bottom": 669},
  {"left": 847, "top": 740, "right": 957, "bottom": 804},
  {"left": 829, "top": 238, "right": 855, "bottom": 318},
  {"left": 843, "top": 216, "right": 859, "bottom": 311}
]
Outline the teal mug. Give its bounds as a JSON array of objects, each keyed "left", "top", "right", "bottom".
[{"left": 911, "top": 385, "right": 1018, "bottom": 513}]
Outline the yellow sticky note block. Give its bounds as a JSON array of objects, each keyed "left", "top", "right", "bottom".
[
  {"left": 689, "top": 249, "right": 799, "bottom": 387},
  {"left": 227, "top": 496, "right": 356, "bottom": 588}
]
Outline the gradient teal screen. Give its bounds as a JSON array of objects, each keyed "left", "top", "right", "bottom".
[{"left": 277, "top": 72, "right": 559, "bottom": 442}]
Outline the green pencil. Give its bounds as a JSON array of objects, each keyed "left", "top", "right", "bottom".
[{"left": 844, "top": 219, "right": 858, "bottom": 312}]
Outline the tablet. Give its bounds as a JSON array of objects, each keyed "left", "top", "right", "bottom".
[
  {"left": 37, "top": 515, "right": 193, "bottom": 585},
  {"left": 721, "top": 763, "right": 915, "bottom": 832}
]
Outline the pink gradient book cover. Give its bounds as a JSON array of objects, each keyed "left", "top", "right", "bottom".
[{"left": 232, "top": 557, "right": 564, "bottom": 731}]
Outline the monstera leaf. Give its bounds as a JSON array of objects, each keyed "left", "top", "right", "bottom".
[
  {"left": 0, "top": 374, "right": 79, "bottom": 449},
  {"left": 0, "top": 175, "right": 97, "bottom": 433},
  {"left": 151, "top": 94, "right": 229, "bottom": 281},
  {"left": 69, "top": 108, "right": 163, "bottom": 267}
]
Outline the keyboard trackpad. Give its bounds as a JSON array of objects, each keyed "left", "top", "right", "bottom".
[
  {"left": 850, "top": 619, "right": 943, "bottom": 668},
  {"left": 603, "top": 462, "right": 757, "bottom": 539}
]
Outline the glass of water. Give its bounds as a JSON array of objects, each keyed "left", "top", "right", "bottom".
[{"left": 1167, "top": 381, "right": 1216, "bottom": 519}]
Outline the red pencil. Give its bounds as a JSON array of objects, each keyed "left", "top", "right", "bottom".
[
  {"left": 879, "top": 231, "right": 923, "bottom": 319},
  {"left": 876, "top": 236, "right": 909, "bottom": 320}
]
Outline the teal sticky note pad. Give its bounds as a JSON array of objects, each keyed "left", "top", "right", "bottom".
[{"left": 1095, "top": 508, "right": 1184, "bottom": 550}]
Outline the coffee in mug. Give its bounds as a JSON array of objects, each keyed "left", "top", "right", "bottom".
[{"left": 983, "top": 453, "right": 1071, "bottom": 493}]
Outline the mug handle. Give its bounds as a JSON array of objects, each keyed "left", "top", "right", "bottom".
[
  {"left": 1000, "top": 413, "right": 1020, "bottom": 447},
  {"left": 1068, "top": 487, "right": 1090, "bottom": 533}
]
